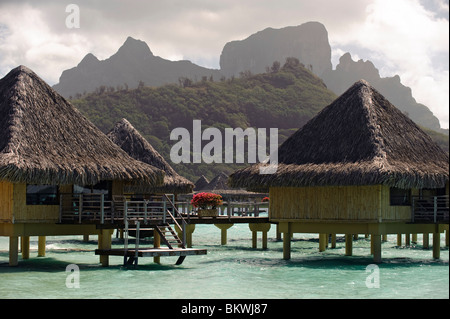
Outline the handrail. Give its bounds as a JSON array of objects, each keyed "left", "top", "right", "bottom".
[
  {"left": 164, "top": 194, "right": 187, "bottom": 247},
  {"left": 412, "top": 195, "right": 449, "bottom": 223}
]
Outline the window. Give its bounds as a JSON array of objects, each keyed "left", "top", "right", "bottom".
[
  {"left": 74, "top": 181, "right": 112, "bottom": 200},
  {"left": 26, "top": 185, "right": 58, "bottom": 205},
  {"left": 390, "top": 187, "right": 411, "bottom": 206}
]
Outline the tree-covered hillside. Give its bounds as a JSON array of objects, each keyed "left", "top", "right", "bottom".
[
  {"left": 72, "top": 58, "right": 448, "bottom": 182},
  {"left": 72, "top": 58, "right": 336, "bottom": 182}
]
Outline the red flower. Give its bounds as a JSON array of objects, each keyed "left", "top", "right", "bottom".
[{"left": 191, "top": 192, "right": 223, "bottom": 209}]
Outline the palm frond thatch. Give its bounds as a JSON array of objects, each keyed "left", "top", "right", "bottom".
[
  {"left": 0, "top": 66, "right": 165, "bottom": 186},
  {"left": 107, "top": 118, "right": 193, "bottom": 194},
  {"left": 229, "top": 80, "right": 449, "bottom": 190},
  {"left": 194, "top": 175, "right": 209, "bottom": 191}
]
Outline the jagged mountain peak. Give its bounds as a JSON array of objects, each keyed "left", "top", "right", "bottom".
[{"left": 113, "top": 36, "right": 154, "bottom": 59}]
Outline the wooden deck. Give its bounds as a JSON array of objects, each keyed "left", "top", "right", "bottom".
[
  {"left": 95, "top": 247, "right": 207, "bottom": 258},
  {"left": 183, "top": 216, "right": 271, "bottom": 224}
]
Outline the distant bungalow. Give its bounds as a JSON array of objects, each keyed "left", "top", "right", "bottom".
[
  {"left": 107, "top": 118, "right": 193, "bottom": 195},
  {"left": 230, "top": 80, "right": 449, "bottom": 263},
  {"left": 0, "top": 66, "right": 165, "bottom": 266}
]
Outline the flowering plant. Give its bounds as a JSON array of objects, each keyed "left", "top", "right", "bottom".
[
  {"left": 262, "top": 197, "right": 269, "bottom": 202},
  {"left": 191, "top": 192, "right": 223, "bottom": 209}
]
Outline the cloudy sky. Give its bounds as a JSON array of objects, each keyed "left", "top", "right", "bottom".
[{"left": 0, "top": 0, "right": 448, "bottom": 128}]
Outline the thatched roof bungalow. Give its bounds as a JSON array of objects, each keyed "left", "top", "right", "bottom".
[
  {"left": 194, "top": 175, "right": 209, "bottom": 191},
  {"left": 0, "top": 66, "right": 164, "bottom": 187},
  {"left": 230, "top": 80, "right": 448, "bottom": 191},
  {"left": 107, "top": 118, "right": 193, "bottom": 194},
  {"left": 230, "top": 80, "right": 449, "bottom": 262},
  {"left": 0, "top": 66, "right": 164, "bottom": 265}
]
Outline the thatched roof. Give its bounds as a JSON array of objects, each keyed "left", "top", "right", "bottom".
[
  {"left": 230, "top": 80, "right": 449, "bottom": 190},
  {"left": 0, "top": 66, "right": 165, "bottom": 186},
  {"left": 201, "top": 172, "right": 260, "bottom": 197},
  {"left": 107, "top": 118, "right": 193, "bottom": 194},
  {"left": 194, "top": 175, "right": 209, "bottom": 191}
]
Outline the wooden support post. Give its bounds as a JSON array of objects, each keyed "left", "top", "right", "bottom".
[
  {"left": 21, "top": 236, "right": 30, "bottom": 260},
  {"left": 319, "top": 233, "right": 327, "bottom": 252},
  {"left": 405, "top": 233, "right": 411, "bottom": 246},
  {"left": 433, "top": 232, "right": 440, "bottom": 259},
  {"left": 397, "top": 234, "right": 402, "bottom": 246},
  {"left": 98, "top": 229, "right": 112, "bottom": 267},
  {"left": 38, "top": 236, "right": 46, "bottom": 257},
  {"left": 9, "top": 236, "right": 19, "bottom": 266},
  {"left": 372, "top": 234, "right": 382, "bottom": 264},
  {"left": 215, "top": 224, "right": 233, "bottom": 246},
  {"left": 331, "top": 234, "right": 336, "bottom": 248},
  {"left": 423, "top": 233, "right": 429, "bottom": 249},
  {"left": 184, "top": 224, "right": 195, "bottom": 248},
  {"left": 445, "top": 229, "right": 449, "bottom": 248},
  {"left": 249, "top": 223, "right": 271, "bottom": 249},
  {"left": 262, "top": 230, "right": 268, "bottom": 250},
  {"left": 382, "top": 234, "right": 388, "bottom": 242},
  {"left": 345, "top": 234, "right": 353, "bottom": 256},
  {"left": 276, "top": 224, "right": 282, "bottom": 241},
  {"left": 83, "top": 235, "right": 89, "bottom": 242},
  {"left": 411, "top": 234, "right": 417, "bottom": 244},
  {"left": 153, "top": 228, "right": 161, "bottom": 264},
  {"left": 283, "top": 223, "right": 291, "bottom": 260},
  {"left": 251, "top": 231, "right": 257, "bottom": 248}
]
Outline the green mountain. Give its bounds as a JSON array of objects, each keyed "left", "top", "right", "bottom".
[{"left": 71, "top": 58, "right": 337, "bottom": 181}]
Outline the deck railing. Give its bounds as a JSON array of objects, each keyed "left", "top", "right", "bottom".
[
  {"left": 412, "top": 195, "right": 449, "bottom": 223},
  {"left": 59, "top": 193, "right": 113, "bottom": 223},
  {"left": 59, "top": 193, "right": 183, "bottom": 226}
]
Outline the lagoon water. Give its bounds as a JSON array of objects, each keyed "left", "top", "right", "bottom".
[{"left": 0, "top": 216, "right": 448, "bottom": 299}]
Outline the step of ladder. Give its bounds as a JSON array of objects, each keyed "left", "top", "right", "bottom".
[{"left": 155, "top": 224, "right": 185, "bottom": 249}]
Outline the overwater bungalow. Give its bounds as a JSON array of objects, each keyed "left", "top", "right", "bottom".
[
  {"left": 194, "top": 175, "right": 209, "bottom": 191},
  {"left": 0, "top": 66, "right": 165, "bottom": 266},
  {"left": 229, "top": 80, "right": 449, "bottom": 263},
  {"left": 107, "top": 118, "right": 194, "bottom": 195}
]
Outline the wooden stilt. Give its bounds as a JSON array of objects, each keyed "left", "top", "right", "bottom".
[
  {"left": 283, "top": 223, "right": 291, "bottom": 260},
  {"left": 331, "top": 234, "right": 336, "bottom": 248},
  {"left": 38, "top": 236, "right": 46, "bottom": 257},
  {"left": 445, "top": 229, "right": 449, "bottom": 248},
  {"left": 21, "top": 236, "right": 30, "bottom": 260},
  {"left": 98, "top": 229, "right": 112, "bottom": 267},
  {"left": 153, "top": 229, "right": 161, "bottom": 264},
  {"left": 372, "top": 234, "right": 382, "bottom": 264},
  {"left": 249, "top": 223, "right": 271, "bottom": 249},
  {"left": 397, "top": 234, "right": 402, "bottom": 246},
  {"left": 433, "top": 232, "right": 440, "bottom": 259},
  {"left": 276, "top": 224, "right": 282, "bottom": 241},
  {"left": 405, "top": 233, "right": 411, "bottom": 246},
  {"left": 411, "top": 234, "right": 417, "bottom": 244},
  {"left": 9, "top": 236, "right": 19, "bottom": 266},
  {"left": 319, "top": 233, "right": 327, "bottom": 252},
  {"left": 345, "top": 234, "right": 353, "bottom": 256},
  {"left": 215, "top": 224, "right": 233, "bottom": 246},
  {"left": 423, "top": 233, "right": 429, "bottom": 249}
]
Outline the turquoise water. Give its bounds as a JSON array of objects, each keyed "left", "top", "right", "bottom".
[{"left": 0, "top": 220, "right": 448, "bottom": 299}]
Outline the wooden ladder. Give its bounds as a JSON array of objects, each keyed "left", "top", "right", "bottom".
[
  {"left": 154, "top": 223, "right": 185, "bottom": 249},
  {"left": 155, "top": 223, "right": 187, "bottom": 265}
]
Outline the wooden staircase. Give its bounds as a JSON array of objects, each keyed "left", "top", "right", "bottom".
[
  {"left": 154, "top": 223, "right": 185, "bottom": 249},
  {"left": 122, "top": 194, "right": 190, "bottom": 267}
]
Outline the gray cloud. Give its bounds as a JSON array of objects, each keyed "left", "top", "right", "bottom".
[{"left": 0, "top": 0, "right": 448, "bottom": 127}]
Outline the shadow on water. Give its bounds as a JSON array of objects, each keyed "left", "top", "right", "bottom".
[{"left": 0, "top": 252, "right": 189, "bottom": 273}]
